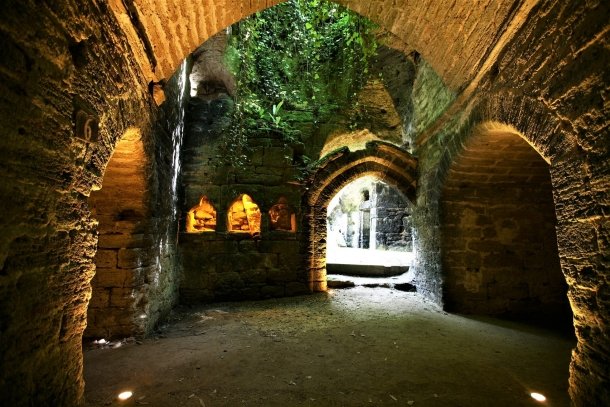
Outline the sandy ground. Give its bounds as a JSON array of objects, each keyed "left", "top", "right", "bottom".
[{"left": 84, "top": 287, "right": 574, "bottom": 407}]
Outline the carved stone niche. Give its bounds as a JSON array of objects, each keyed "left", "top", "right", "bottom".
[
  {"left": 269, "top": 197, "right": 296, "bottom": 232},
  {"left": 73, "top": 100, "right": 99, "bottom": 143},
  {"left": 227, "top": 194, "right": 261, "bottom": 236},
  {"left": 186, "top": 196, "right": 217, "bottom": 232}
]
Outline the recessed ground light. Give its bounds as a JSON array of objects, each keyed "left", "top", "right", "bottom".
[
  {"left": 530, "top": 392, "right": 546, "bottom": 402},
  {"left": 118, "top": 391, "right": 133, "bottom": 401}
]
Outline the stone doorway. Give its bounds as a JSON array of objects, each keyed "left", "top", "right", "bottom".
[
  {"left": 326, "top": 175, "right": 413, "bottom": 279},
  {"left": 440, "top": 125, "right": 573, "bottom": 331}
]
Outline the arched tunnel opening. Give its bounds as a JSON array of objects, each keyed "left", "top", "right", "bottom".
[
  {"left": 441, "top": 125, "right": 573, "bottom": 333},
  {"left": 325, "top": 175, "right": 416, "bottom": 288}
]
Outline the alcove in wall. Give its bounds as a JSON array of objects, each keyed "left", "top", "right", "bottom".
[
  {"left": 441, "top": 124, "right": 572, "bottom": 331},
  {"left": 86, "top": 129, "right": 149, "bottom": 339}
]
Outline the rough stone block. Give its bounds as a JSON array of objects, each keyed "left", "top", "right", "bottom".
[
  {"left": 214, "top": 272, "right": 245, "bottom": 291},
  {"left": 93, "top": 268, "right": 136, "bottom": 288},
  {"left": 249, "top": 147, "right": 264, "bottom": 166},
  {"left": 110, "top": 288, "right": 134, "bottom": 308},
  {"left": 310, "top": 281, "right": 327, "bottom": 292},
  {"left": 95, "top": 250, "right": 117, "bottom": 268},
  {"left": 241, "top": 269, "right": 267, "bottom": 284},
  {"left": 263, "top": 147, "right": 291, "bottom": 167},
  {"left": 266, "top": 268, "right": 294, "bottom": 284},
  {"left": 259, "top": 240, "right": 300, "bottom": 255},
  {"left": 208, "top": 239, "right": 238, "bottom": 254},
  {"left": 88, "top": 289, "right": 110, "bottom": 309},
  {"left": 238, "top": 240, "right": 259, "bottom": 253},
  {"left": 261, "top": 285, "right": 285, "bottom": 298},
  {"left": 98, "top": 233, "right": 152, "bottom": 249},
  {"left": 118, "top": 248, "right": 149, "bottom": 268}
]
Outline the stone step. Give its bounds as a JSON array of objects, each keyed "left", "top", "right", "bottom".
[{"left": 326, "top": 263, "right": 409, "bottom": 277}]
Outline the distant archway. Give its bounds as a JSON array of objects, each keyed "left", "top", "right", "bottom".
[
  {"left": 326, "top": 175, "right": 414, "bottom": 277},
  {"left": 306, "top": 141, "right": 417, "bottom": 290}
]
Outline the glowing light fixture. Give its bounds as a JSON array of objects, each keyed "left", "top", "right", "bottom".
[
  {"left": 530, "top": 392, "right": 546, "bottom": 402},
  {"left": 118, "top": 391, "right": 133, "bottom": 401}
]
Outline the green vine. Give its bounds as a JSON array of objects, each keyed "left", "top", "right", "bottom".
[{"left": 223, "top": 0, "right": 378, "bottom": 157}]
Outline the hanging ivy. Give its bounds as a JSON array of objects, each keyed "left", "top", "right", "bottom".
[{"left": 223, "top": 0, "right": 378, "bottom": 150}]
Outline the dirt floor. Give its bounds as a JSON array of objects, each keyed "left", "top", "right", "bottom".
[{"left": 84, "top": 286, "right": 575, "bottom": 407}]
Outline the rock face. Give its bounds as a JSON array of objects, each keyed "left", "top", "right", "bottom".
[{"left": 0, "top": 1, "right": 608, "bottom": 406}]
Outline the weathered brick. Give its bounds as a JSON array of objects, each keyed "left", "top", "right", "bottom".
[
  {"left": 98, "top": 234, "right": 152, "bottom": 249},
  {"left": 110, "top": 288, "right": 135, "bottom": 308},
  {"left": 117, "top": 248, "right": 149, "bottom": 269},
  {"left": 95, "top": 250, "right": 117, "bottom": 268}
]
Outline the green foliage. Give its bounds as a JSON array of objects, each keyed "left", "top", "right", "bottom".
[{"left": 225, "top": 0, "right": 378, "bottom": 147}]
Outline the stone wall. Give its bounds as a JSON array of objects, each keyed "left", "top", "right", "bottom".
[
  {"left": 371, "top": 182, "right": 413, "bottom": 251},
  {"left": 0, "top": 0, "right": 608, "bottom": 406},
  {"left": 0, "top": 0, "right": 155, "bottom": 404},
  {"left": 85, "top": 61, "right": 187, "bottom": 340},
  {"left": 180, "top": 230, "right": 307, "bottom": 302},
  {"left": 87, "top": 129, "right": 150, "bottom": 339},
  {"left": 142, "top": 61, "right": 189, "bottom": 334},
  {"left": 440, "top": 128, "right": 569, "bottom": 322},
  {"left": 411, "top": 60, "right": 456, "bottom": 137},
  {"left": 411, "top": 1, "right": 609, "bottom": 404},
  {"left": 371, "top": 42, "right": 416, "bottom": 148},
  {"left": 487, "top": 2, "right": 609, "bottom": 404},
  {"left": 179, "top": 77, "right": 307, "bottom": 301}
]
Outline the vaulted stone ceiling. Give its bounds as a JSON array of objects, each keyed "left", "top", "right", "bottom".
[{"left": 109, "top": 0, "right": 532, "bottom": 91}]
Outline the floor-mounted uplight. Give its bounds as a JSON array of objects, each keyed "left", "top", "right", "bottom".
[
  {"left": 118, "top": 391, "right": 133, "bottom": 401},
  {"left": 530, "top": 392, "right": 546, "bottom": 402}
]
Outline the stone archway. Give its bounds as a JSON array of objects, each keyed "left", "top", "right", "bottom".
[
  {"left": 440, "top": 122, "right": 572, "bottom": 328},
  {"left": 482, "top": 95, "right": 608, "bottom": 405},
  {"left": 86, "top": 128, "right": 152, "bottom": 340},
  {"left": 108, "top": 0, "right": 533, "bottom": 93},
  {"left": 430, "top": 86, "right": 608, "bottom": 405},
  {"left": 306, "top": 141, "right": 417, "bottom": 291}
]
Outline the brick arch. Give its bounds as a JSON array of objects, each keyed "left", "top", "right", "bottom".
[
  {"left": 435, "top": 94, "right": 579, "bottom": 310},
  {"left": 435, "top": 91, "right": 579, "bottom": 198},
  {"left": 439, "top": 121, "right": 572, "bottom": 325},
  {"left": 436, "top": 90, "right": 602, "bottom": 405},
  {"left": 110, "top": 0, "right": 530, "bottom": 91},
  {"left": 305, "top": 141, "right": 417, "bottom": 291},
  {"left": 479, "top": 91, "right": 579, "bottom": 164}
]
